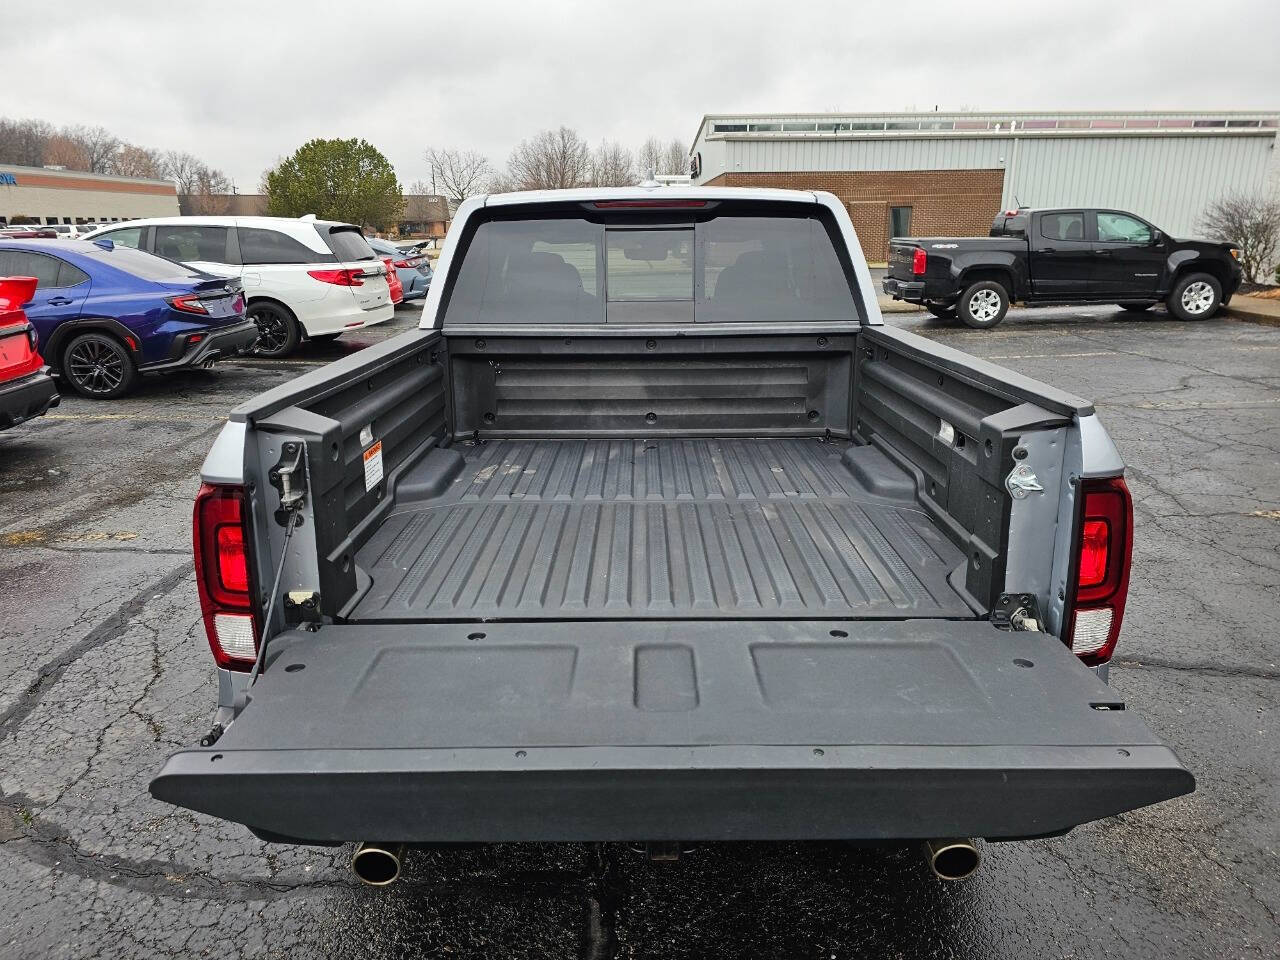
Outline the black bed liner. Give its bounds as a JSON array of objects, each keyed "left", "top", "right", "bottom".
[
  {"left": 350, "top": 437, "right": 974, "bottom": 622},
  {"left": 151, "top": 619, "right": 1193, "bottom": 843}
]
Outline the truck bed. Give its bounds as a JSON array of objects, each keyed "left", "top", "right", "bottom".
[{"left": 350, "top": 437, "right": 975, "bottom": 622}]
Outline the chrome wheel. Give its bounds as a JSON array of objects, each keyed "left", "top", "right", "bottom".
[
  {"left": 968, "top": 288, "right": 1002, "bottom": 323},
  {"left": 66, "top": 336, "right": 126, "bottom": 395},
  {"left": 1180, "top": 280, "right": 1215, "bottom": 316}
]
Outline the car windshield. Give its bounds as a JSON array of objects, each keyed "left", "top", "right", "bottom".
[{"left": 80, "top": 244, "right": 208, "bottom": 281}]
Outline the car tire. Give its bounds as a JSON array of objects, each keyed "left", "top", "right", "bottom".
[
  {"left": 62, "top": 332, "right": 137, "bottom": 400},
  {"left": 925, "top": 301, "right": 957, "bottom": 319},
  {"left": 248, "top": 301, "right": 301, "bottom": 357},
  {"left": 1118, "top": 302, "right": 1154, "bottom": 312},
  {"left": 1167, "top": 273, "right": 1222, "bottom": 321},
  {"left": 957, "top": 281, "right": 1009, "bottom": 329}
]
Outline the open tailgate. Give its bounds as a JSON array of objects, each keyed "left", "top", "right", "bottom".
[{"left": 152, "top": 620, "right": 1192, "bottom": 843}]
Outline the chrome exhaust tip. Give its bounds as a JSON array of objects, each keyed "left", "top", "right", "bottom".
[
  {"left": 924, "top": 838, "right": 981, "bottom": 880},
  {"left": 351, "top": 842, "right": 405, "bottom": 886}
]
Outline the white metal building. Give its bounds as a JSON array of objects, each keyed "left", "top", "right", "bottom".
[{"left": 689, "top": 111, "right": 1279, "bottom": 260}]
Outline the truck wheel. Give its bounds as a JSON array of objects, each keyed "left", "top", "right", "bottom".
[
  {"left": 249, "top": 301, "right": 301, "bottom": 357},
  {"left": 62, "top": 332, "right": 138, "bottom": 399},
  {"left": 1118, "top": 302, "right": 1154, "bottom": 312},
  {"left": 1167, "top": 273, "right": 1221, "bottom": 321},
  {"left": 925, "top": 301, "right": 957, "bottom": 319},
  {"left": 957, "top": 281, "right": 1009, "bottom": 329}
]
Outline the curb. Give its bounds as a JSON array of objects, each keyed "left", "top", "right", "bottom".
[
  {"left": 1225, "top": 299, "right": 1280, "bottom": 328},
  {"left": 877, "top": 299, "right": 925, "bottom": 314}
]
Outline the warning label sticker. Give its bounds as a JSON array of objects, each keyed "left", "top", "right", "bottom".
[{"left": 362, "top": 440, "right": 383, "bottom": 492}]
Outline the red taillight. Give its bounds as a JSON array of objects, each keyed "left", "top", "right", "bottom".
[
  {"left": 911, "top": 248, "right": 927, "bottom": 276},
  {"left": 393, "top": 258, "right": 417, "bottom": 269},
  {"left": 167, "top": 293, "right": 209, "bottom": 315},
  {"left": 1078, "top": 519, "right": 1110, "bottom": 588},
  {"left": 307, "top": 268, "right": 364, "bottom": 286},
  {"left": 193, "top": 483, "right": 259, "bottom": 670},
  {"left": 1067, "top": 476, "right": 1132, "bottom": 665}
]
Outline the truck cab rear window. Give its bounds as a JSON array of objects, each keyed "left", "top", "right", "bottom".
[{"left": 444, "top": 212, "right": 856, "bottom": 325}]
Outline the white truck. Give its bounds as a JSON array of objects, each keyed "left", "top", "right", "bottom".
[{"left": 151, "top": 186, "right": 1193, "bottom": 885}]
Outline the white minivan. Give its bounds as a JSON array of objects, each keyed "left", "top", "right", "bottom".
[{"left": 82, "top": 216, "right": 394, "bottom": 357}]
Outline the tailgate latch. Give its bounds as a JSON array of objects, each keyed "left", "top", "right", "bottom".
[{"left": 993, "top": 593, "right": 1043, "bottom": 632}]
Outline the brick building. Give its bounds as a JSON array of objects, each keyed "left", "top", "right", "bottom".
[
  {"left": 690, "top": 111, "right": 1280, "bottom": 262},
  {"left": 0, "top": 163, "right": 179, "bottom": 227}
]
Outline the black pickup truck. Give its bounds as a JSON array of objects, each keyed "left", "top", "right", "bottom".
[{"left": 883, "top": 207, "right": 1243, "bottom": 329}]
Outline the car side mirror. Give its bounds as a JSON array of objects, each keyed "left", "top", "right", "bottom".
[{"left": 1150, "top": 229, "right": 1163, "bottom": 245}]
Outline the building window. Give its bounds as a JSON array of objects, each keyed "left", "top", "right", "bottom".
[
  {"left": 889, "top": 206, "right": 913, "bottom": 239},
  {"left": 712, "top": 124, "right": 747, "bottom": 133}
]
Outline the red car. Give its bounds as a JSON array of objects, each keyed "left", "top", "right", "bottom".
[
  {"left": 380, "top": 256, "right": 404, "bottom": 305},
  {"left": 0, "top": 276, "right": 60, "bottom": 430},
  {"left": 0, "top": 227, "right": 57, "bottom": 239}
]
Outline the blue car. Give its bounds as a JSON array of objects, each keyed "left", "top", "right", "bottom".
[
  {"left": 0, "top": 239, "right": 258, "bottom": 398},
  {"left": 367, "top": 236, "right": 433, "bottom": 301}
]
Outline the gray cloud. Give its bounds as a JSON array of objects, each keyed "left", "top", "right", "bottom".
[{"left": 7, "top": 0, "right": 1278, "bottom": 188}]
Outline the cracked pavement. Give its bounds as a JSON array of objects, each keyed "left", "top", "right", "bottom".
[{"left": 0, "top": 304, "right": 1276, "bottom": 958}]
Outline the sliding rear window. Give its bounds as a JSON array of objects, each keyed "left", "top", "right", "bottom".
[{"left": 443, "top": 204, "right": 858, "bottom": 325}]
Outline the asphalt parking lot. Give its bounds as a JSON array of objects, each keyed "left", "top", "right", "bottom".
[{"left": 1, "top": 302, "right": 1277, "bottom": 959}]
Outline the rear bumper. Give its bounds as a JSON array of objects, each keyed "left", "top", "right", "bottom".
[
  {"left": 152, "top": 741, "right": 1193, "bottom": 844},
  {"left": 142, "top": 319, "right": 259, "bottom": 372},
  {"left": 882, "top": 277, "right": 926, "bottom": 302},
  {"left": 0, "top": 367, "right": 60, "bottom": 429},
  {"left": 301, "top": 298, "right": 396, "bottom": 336}
]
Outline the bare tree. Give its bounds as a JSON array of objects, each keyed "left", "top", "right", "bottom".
[
  {"left": 636, "top": 137, "right": 689, "bottom": 178},
  {"left": 1199, "top": 191, "right": 1280, "bottom": 284},
  {"left": 662, "top": 139, "right": 689, "bottom": 177},
  {"left": 187, "top": 165, "right": 233, "bottom": 214},
  {"left": 163, "top": 150, "right": 205, "bottom": 194},
  {"left": 41, "top": 134, "right": 91, "bottom": 170},
  {"left": 486, "top": 170, "right": 519, "bottom": 194},
  {"left": 423, "top": 147, "right": 492, "bottom": 209},
  {"left": 65, "top": 124, "right": 120, "bottom": 174},
  {"left": 506, "top": 126, "right": 591, "bottom": 191},
  {"left": 589, "top": 140, "right": 635, "bottom": 187},
  {"left": 0, "top": 118, "right": 53, "bottom": 166},
  {"left": 112, "top": 144, "right": 166, "bottom": 179}
]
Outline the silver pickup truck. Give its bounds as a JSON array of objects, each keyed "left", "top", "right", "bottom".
[{"left": 151, "top": 187, "right": 1192, "bottom": 885}]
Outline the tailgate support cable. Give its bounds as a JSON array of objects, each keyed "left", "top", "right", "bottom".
[{"left": 240, "top": 443, "right": 310, "bottom": 701}]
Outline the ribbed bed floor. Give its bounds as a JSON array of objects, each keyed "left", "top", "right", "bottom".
[{"left": 350, "top": 438, "right": 974, "bottom": 621}]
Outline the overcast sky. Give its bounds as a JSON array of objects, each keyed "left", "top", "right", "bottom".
[{"left": 9, "top": 0, "right": 1279, "bottom": 189}]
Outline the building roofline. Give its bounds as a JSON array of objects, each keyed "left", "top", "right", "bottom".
[
  {"left": 691, "top": 109, "right": 1280, "bottom": 146},
  {"left": 0, "top": 162, "right": 176, "bottom": 189}
]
